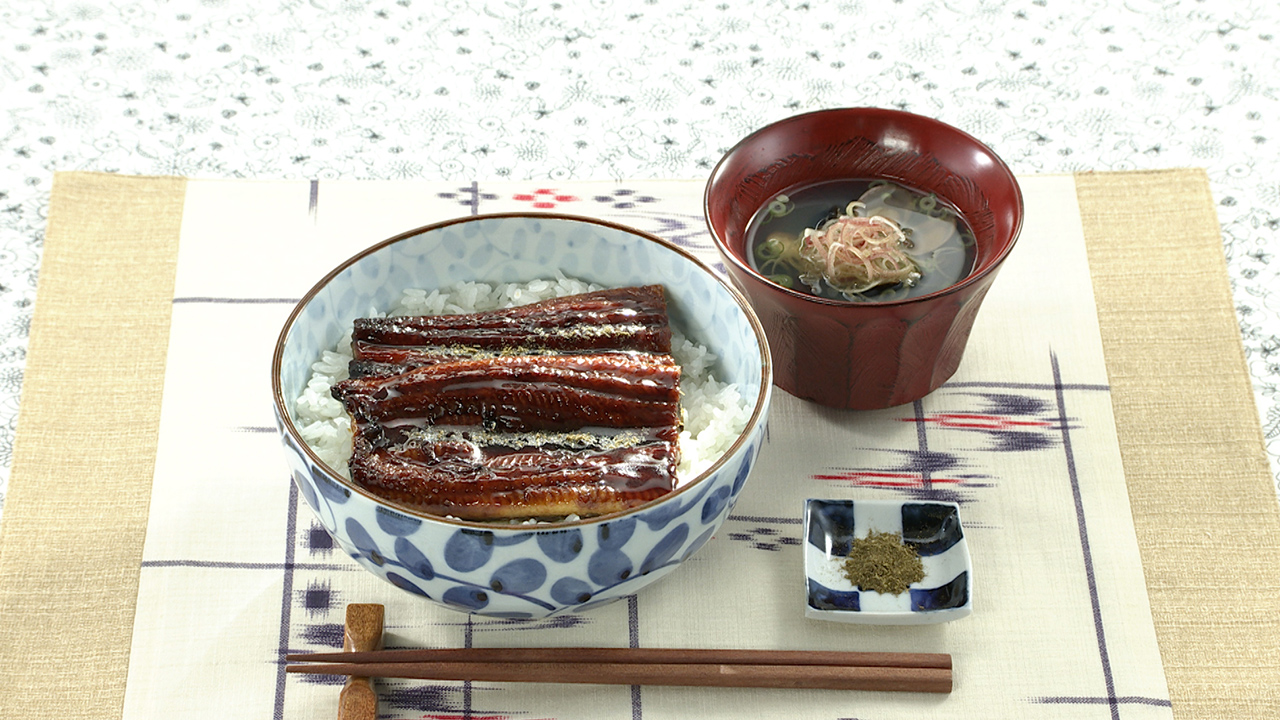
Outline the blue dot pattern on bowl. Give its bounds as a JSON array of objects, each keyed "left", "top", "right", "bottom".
[
  {"left": 375, "top": 506, "right": 422, "bottom": 536},
  {"left": 444, "top": 530, "right": 499, "bottom": 572},
  {"left": 803, "top": 499, "right": 970, "bottom": 617},
  {"left": 273, "top": 215, "right": 771, "bottom": 617},
  {"left": 393, "top": 537, "right": 435, "bottom": 580},
  {"left": 536, "top": 530, "right": 584, "bottom": 563}
]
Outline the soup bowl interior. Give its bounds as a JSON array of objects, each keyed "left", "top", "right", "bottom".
[
  {"left": 704, "top": 107, "right": 1023, "bottom": 409},
  {"left": 271, "top": 213, "right": 772, "bottom": 618},
  {"left": 705, "top": 107, "right": 1022, "bottom": 278}
]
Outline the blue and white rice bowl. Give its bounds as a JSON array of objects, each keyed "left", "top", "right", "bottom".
[{"left": 271, "top": 213, "right": 772, "bottom": 618}]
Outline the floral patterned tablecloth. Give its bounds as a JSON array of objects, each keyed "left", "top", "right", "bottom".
[{"left": 0, "top": 1, "right": 1278, "bottom": 511}]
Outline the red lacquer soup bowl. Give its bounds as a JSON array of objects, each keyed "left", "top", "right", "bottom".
[{"left": 705, "top": 107, "right": 1023, "bottom": 410}]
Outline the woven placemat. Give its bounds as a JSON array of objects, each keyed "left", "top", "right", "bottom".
[
  {"left": 0, "top": 169, "right": 1275, "bottom": 717},
  {"left": 0, "top": 173, "right": 184, "bottom": 715},
  {"left": 1077, "top": 169, "right": 1280, "bottom": 716}
]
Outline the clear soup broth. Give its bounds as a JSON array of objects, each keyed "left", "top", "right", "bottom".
[{"left": 745, "top": 179, "right": 976, "bottom": 302}]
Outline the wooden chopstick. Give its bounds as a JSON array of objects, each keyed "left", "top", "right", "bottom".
[
  {"left": 286, "top": 647, "right": 950, "bottom": 669},
  {"left": 286, "top": 648, "right": 952, "bottom": 693}
]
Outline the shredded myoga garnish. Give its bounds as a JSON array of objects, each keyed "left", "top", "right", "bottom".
[
  {"left": 746, "top": 179, "right": 981, "bottom": 303},
  {"left": 754, "top": 195, "right": 921, "bottom": 297}
]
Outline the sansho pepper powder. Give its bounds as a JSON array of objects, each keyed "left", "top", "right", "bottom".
[{"left": 841, "top": 530, "right": 925, "bottom": 595}]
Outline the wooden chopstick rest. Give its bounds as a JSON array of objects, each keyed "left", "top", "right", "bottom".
[{"left": 337, "top": 604, "right": 383, "bottom": 720}]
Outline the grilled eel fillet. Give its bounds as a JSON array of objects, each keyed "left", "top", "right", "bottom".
[
  {"left": 330, "top": 286, "right": 682, "bottom": 520},
  {"left": 347, "top": 284, "right": 672, "bottom": 377}
]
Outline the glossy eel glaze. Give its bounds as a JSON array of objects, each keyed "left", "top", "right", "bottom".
[
  {"left": 348, "top": 284, "right": 672, "bottom": 373},
  {"left": 329, "top": 286, "right": 683, "bottom": 521}
]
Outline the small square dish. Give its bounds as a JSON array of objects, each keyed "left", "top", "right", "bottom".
[{"left": 803, "top": 498, "right": 972, "bottom": 625}]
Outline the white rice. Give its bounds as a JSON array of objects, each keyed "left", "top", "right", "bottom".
[{"left": 294, "top": 274, "right": 753, "bottom": 486}]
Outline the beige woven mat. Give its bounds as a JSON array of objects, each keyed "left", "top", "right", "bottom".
[
  {"left": 0, "top": 169, "right": 1276, "bottom": 717},
  {"left": 1077, "top": 169, "right": 1280, "bottom": 715},
  {"left": 0, "top": 173, "right": 185, "bottom": 715}
]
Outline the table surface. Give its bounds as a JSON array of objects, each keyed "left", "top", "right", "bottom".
[{"left": 0, "top": 0, "right": 1278, "bottom": 518}]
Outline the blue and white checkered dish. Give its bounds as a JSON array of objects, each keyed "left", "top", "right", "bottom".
[
  {"left": 803, "top": 498, "right": 973, "bottom": 625},
  {"left": 271, "top": 213, "right": 773, "bottom": 618}
]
